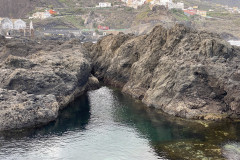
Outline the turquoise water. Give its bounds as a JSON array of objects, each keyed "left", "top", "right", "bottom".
[{"left": 0, "top": 87, "right": 240, "bottom": 160}]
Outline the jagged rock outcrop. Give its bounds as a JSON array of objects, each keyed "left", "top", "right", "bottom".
[
  {"left": 0, "top": 50, "right": 91, "bottom": 108},
  {"left": 0, "top": 38, "right": 99, "bottom": 131},
  {"left": 0, "top": 38, "right": 66, "bottom": 62},
  {"left": 85, "top": 24, "right": 240, "bottom": 120},
  {"left": 1, "top": 23, "right": 240, "bottom": 131}
]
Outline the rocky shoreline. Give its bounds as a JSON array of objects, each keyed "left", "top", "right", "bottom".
[
  {"left": 0, "top": 36, "right": 99, "bottom": 131},
  {"left": 1, "top": 24, "right": 240, "bottom": 131},
  {"left": 85, "top": 24, "right": 240, "bottom": 121}
]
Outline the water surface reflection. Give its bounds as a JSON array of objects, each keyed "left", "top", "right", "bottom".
[{"left": 0, "top": 87, "right": 240, "bottom": 160}]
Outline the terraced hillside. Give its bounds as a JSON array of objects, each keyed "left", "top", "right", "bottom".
[
  {"left": 0, "top": 0, "right": 120, "bottom": 18},
  {"left": 202, "top": 0, "right": 240, "bottom": 7}
]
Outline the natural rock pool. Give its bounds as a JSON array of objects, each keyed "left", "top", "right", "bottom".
[{"left": 0, "top": 87, "right": 240, "bottom": 160}]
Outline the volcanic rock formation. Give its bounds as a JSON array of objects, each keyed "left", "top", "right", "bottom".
[
  {"left": 85, "top": 24, "right": 240, "bottom": 120},
  {"left": 1, "top": 24, "right": 240, "bottom": 131},
  {"left": 0, "top": 37, "right": 99, "bottom": 131}
]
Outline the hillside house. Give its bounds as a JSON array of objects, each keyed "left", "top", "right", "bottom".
[
  {"left": 183, "top": 10, "right": 197, "bottom": 16},
  {"left": 156, "top": 0, "right": 184, "bottom": 10},
  {"left": 14, "top": 19, "right": 26, "bottom": 30},
  {"left": 159, "top": 0, "right": 172, "bottom": 6},
  {"left": 193, "top": 6, "right": 198, "bottom": 9},
  {"left": 32, "top": 11, "right": 51, "bottom": 19},
  {"left": 0, "top": 18, "right": 34, "bottom": 37},
  {"left": 1, "top": 18, "right": 13, "bottom": 30},
  {"left": 169, "top": 2, "right": 184, "bottom": 10},
  {"left": 98, "top": 25, "right": 110, "bottom": 30},
  {"left": 124, "top": 0, "right": 184, "bottom": 10},
  {"left": 48, "top": 9, "right": 57, "bottom": 15},
  {"left": 126, "top": 0, "right": 146, "bottom": 9},
  {"left": 97, "top": 2, "right": 112, "bottom": 8},
  {"left": 196, "top": 10, "right": 207, "bottom": 17},
  {"left": 227, "top": 7, "right": 240, "bottom": 13}
]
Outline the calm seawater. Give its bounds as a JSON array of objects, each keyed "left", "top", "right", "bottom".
[{"left": 0, "top": 87, "right": 240, "bottom": 160}]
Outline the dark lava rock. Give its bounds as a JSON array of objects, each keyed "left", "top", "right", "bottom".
[
  {"left": 0, "top": 38, "right": 99, "bottom": 131},
  {"left": 85, "top": 24, "right": 240, "bottom": 120}
]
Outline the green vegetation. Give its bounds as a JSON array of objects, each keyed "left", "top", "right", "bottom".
[
  {"left": 233, "top": 17, "right": 240, "bottom": 26},
  {"left": 93, "top": 23, "right": 98, "bottom": 29},
  {"left": 73, "top": 8, "right": 85, "bottom": 14},
  {"left": 62, "top": 15, "right": 85, "bottom": 28},
  {"left": 207, "top": 11, "right": 231, "bottom": 17},
  {"left": 48, "top": 5, "right": 54, "bottom": 9},
  {"left": 58, "top": 0, "right": 66, "bottom": 3},
  {"left": 124, "top": 7, "right": 134, "bottom": 12},
  {"left": 58, "top": 0, "right": 72, "bottom": 6},
  {"left": 95, "top": 29, "right": 100, "bottom": 34},
  {"left": 135, "top": 6, "right": 151, "bottom": 21},
  {"left": 170, "top": 9, "right": 190, "bottom": 21}
]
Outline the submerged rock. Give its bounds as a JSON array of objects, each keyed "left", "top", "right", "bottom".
[
  {"left": 157, "top": 140, "right": 224, "bottom": 160},
  {"left": 86, "top": 24, "right": 240, "bottom": 120}
]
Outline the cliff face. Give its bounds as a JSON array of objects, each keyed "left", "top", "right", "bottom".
[{"left": 85, "top": 24, "right": 240, "bottom": 120}]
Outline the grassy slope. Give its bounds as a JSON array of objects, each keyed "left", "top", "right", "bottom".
[{"left": 202, "top": 0, "right": 240, "bottom": 7}]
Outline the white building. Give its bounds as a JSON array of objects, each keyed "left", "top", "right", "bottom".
[
  {"left": 126, "top": 0, "right": 146, "bottom": 9},
  {"left": 14, "top": 19, "right": 27, "bottom": 30},
  {"left": 169, "top": 2, "right": 184, "bottom": 10},
  {"left": 159, "top": 0, "right": 172, "bottom": 6},
  {"left": 124, "top": 0, "right": 184, "bottom": 10},
  {"left": 32, "top": 11, "right": 51, "bottom": 19},
  {"left": 151, "top": 0, "right": 184, "bottom": 9},
  {"left": 1, "top": 18, "right": 13, "bottom": 30},
  {"left": 137, "top": 0, "right": 146, "bottom": 6},
  {"left": 0, "top": 18, "right": 34, "bottom": 37},
  {"left": 97, "top": 2, "right": 112, "bottom": 8}
]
